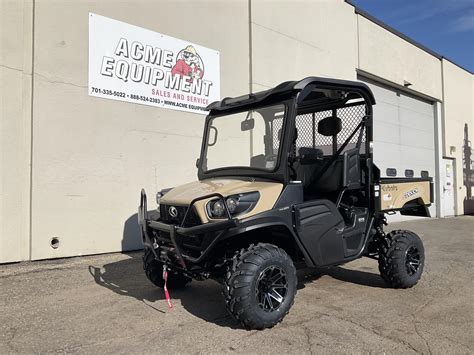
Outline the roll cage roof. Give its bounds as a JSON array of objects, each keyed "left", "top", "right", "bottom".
[
  {"left": 206, "top": 77, "right": 376, "bottom": 113},
  {"left": 199, "top": 77, "right": 376, "bottom": 183}
]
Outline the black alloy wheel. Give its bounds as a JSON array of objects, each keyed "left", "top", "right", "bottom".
[
  {"left": 405, "top": 246, "right": 421, "bottom": 276},
  {"left": 223, "top": 243, "right": 297, "bottom": 330},
  {"left": 256, "top": 265, "right": 288, "bottom": 312},
  {"left": 378, "top": 230, "right": 425, "bottom": 289}
]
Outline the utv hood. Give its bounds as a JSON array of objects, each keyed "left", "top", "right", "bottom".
[{"left": 160, "top": 178, "right": 283, "bottom": 221}]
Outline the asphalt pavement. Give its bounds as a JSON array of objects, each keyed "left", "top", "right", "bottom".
[{"left": 1, "top": 216, "right": 473, "bottom": 354}]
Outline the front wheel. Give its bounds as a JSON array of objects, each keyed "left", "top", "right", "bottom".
[
  {"left": 378, "top": 230, "right": 425, "bottom": 288},
  {"left": 223, "top": 243, "right": 297, "bottom": 330}
]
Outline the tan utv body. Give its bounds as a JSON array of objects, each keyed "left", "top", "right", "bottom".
[
  {"left": 160, "top": 178, "right": 283, "bottom": 222},
  {"left": 138, "top": 77, "right": 432, "bottom": 330}
]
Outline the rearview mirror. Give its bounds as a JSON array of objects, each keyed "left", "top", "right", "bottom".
[
  {"left": 318, "top": 116, "right": 342, "bottom": 136},
  {"left": 241, "top": 118, "right": 255, "bottom": 131}
]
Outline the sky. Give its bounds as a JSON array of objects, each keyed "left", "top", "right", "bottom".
[{"left": 351, "top": 0, "right": 474, "bottom": 73}]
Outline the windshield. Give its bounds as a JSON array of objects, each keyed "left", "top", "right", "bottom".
[{"left": 202, "top": 104, "right": 286, "bottom": 172}]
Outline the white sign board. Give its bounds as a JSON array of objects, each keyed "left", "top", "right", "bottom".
[{"left": 88, "top": 13, "right": 220, "bottom": 114}]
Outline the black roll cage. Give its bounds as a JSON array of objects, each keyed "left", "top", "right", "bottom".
[{"left": 198, "top": 77, "right": 376, "bottom": 187}]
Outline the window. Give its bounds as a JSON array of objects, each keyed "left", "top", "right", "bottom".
[
  {"left": 203, "top": 104, "right": 285, "bottom": 172},
  {"left": 294, "top": 104, "right": 367, "bottom": 156},
  {"left": 386, "top": 168, "right": 397, "bottom": 176}
]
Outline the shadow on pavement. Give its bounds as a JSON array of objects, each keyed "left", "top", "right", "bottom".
[
  {"left": 323, "top": 266, "right": 388, "bottom": 288},
  {"left": 297, "top": 265, "right": 387, "bottom": 289},
  {"left": 88, "top": 252, "right": 240, "bottom": 328},
  {"left": 88, "top": 211, "right": 387, "bottom": 328},
  {"left": 89, "top": 251, "right": 387, "bottom": 329}
]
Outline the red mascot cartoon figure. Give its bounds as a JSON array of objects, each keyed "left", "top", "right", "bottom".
[{"left": 171, "top": 45, "right": 204, "bottom": 80}]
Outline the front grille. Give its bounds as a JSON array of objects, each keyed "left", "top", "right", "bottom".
[{"left": 160, "top": 204, "right": 201, "bottom": 227}]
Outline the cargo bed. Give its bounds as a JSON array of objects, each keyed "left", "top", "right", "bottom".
[{"left": 375, "top": 178, "right": 433, "bottom": 217}]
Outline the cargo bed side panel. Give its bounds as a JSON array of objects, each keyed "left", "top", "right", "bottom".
[{"left": 378, "top": 179, "right": 432, "bottom": 211}]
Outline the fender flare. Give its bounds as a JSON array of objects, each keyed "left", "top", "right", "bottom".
[{"left": 222, "top": 212, "right": 316, "bottom": 267}]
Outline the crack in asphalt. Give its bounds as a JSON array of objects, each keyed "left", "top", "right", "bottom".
[
  {"left": 302, "top": 326, "right": 313, "bottom": 354},
  {"left": 284, "top": 312, "right": 420, "bottom": 353},
  {"left": 411, "top": 311, "right": 432, "bottom": 355}
]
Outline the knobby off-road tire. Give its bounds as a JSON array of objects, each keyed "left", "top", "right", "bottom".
[
  {"left": 378, "top": 230, "right": 425, "bottom": 288},
  {"left": 143, "top": 248, "right": 191, "bottom": 289},
  {"left": 223, "top": 243, "right": 297, "bottom": 330}
]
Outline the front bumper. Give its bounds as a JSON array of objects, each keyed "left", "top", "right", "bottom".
[{"left": 138, "top": 189, "right": 238, "bottom": 269}]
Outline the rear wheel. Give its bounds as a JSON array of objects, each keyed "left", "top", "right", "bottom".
[
  {"left": 378, "top": 230, "right": 425, "bottom": 288},
  {"left": 223, "top": 243, "right": 297, "bottom": 330},
  {"left": 143, "top": 248, "right": 191, "bottom": 289}
]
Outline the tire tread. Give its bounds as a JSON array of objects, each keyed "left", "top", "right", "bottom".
[
  {"left": 378, "top": 230, "right": 424, "bottom": 289},
  {"left": 223, "top": 243, "right": 297, "bottom": 330}
]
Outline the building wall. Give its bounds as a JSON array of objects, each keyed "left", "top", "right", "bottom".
[
  {"left": 442, "top": 59, "right": 474, "bottom": 215},
  {"left": 28, "top": 0, "right": 249, "bottom": 260},
  {"left": 357, "top": 15, "right": 442, "bottom": 100},
  {"left": 251, "top": 0, "right": 358, "bottom": 91},
  {"left": 0, "top": 0, "right": 33, "bottom": 263}
]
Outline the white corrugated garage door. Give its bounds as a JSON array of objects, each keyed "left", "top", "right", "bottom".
[{"left": 359, "top": 76, "right": 437, "bottom": 218}]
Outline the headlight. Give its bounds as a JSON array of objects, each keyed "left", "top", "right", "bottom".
[
  {"left": 226, "top": 197, "right": 238, "bottom": 214},
  {"left": 211, "top": 200, "right": 225, "bottom": 217},
  {"left": 156, "top": 192, "right": 164, "bottom": 217},
  {"left": 156, "top": 192, "right": 164, "bottom": 205},
  {"left": 207, "top": 192, "right": 260, "bottom": 218}
]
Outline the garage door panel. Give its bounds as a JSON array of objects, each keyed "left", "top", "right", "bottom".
[
  {"left": 399, "top": 127, "right": 434, "bottom": 149},
  {"left": 374, "top": 121, "right": 400, "bottom": 144},
  {"left": 368, "top": 83, "right": 398, "bottom": 106},
  {"left": 373, "top": 103, "right": 399, "bottom": 124},
  {"left": 399, "top": 108, "right": 434, "bottom": 132},
  {"left": 359, "top": 75, "right": 436, "bottom": 184},
  {"left": 373, "top": 141, "right": 402, "bottom": 169},
  {"left": 400, "top": 146, "right": 435, "bottom": 173},
  {"left": 399, "top": 94, "right": 433, "bottom": 116}
]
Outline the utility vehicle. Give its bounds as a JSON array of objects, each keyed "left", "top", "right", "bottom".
[{"left": 138, "top": 77, "right": 433, "bottom": 330}]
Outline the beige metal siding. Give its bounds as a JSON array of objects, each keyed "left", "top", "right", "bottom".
[
  {"left": 357, "top": 15, "right": 442, "bottom": 100},
  {"left": 0, "top": 0, "right": 33, "bottom": 263},
  {"left": 251, "top": 0, "right": 358, "bottom": 89},
  {"left": 442, "top": 59, "right": 474, "bottom": 215},
  {"left": 28, "top": 0, "right": 250, "bottom": 260}
]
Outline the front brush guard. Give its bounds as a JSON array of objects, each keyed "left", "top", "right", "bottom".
[{"left": 138, "top": 189, "right": 238, "bottom": 270}]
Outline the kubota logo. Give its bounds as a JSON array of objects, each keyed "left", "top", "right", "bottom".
[{"left": 169, "top": 206, "right": 178, "bottom": 218}]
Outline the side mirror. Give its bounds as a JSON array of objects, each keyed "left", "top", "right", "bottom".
[
  {"left": 241, "top": 118, "right": 255, "bottom": 131},
  {"left": 195, "top": 158, "right": 200, "bottom": 168}
]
